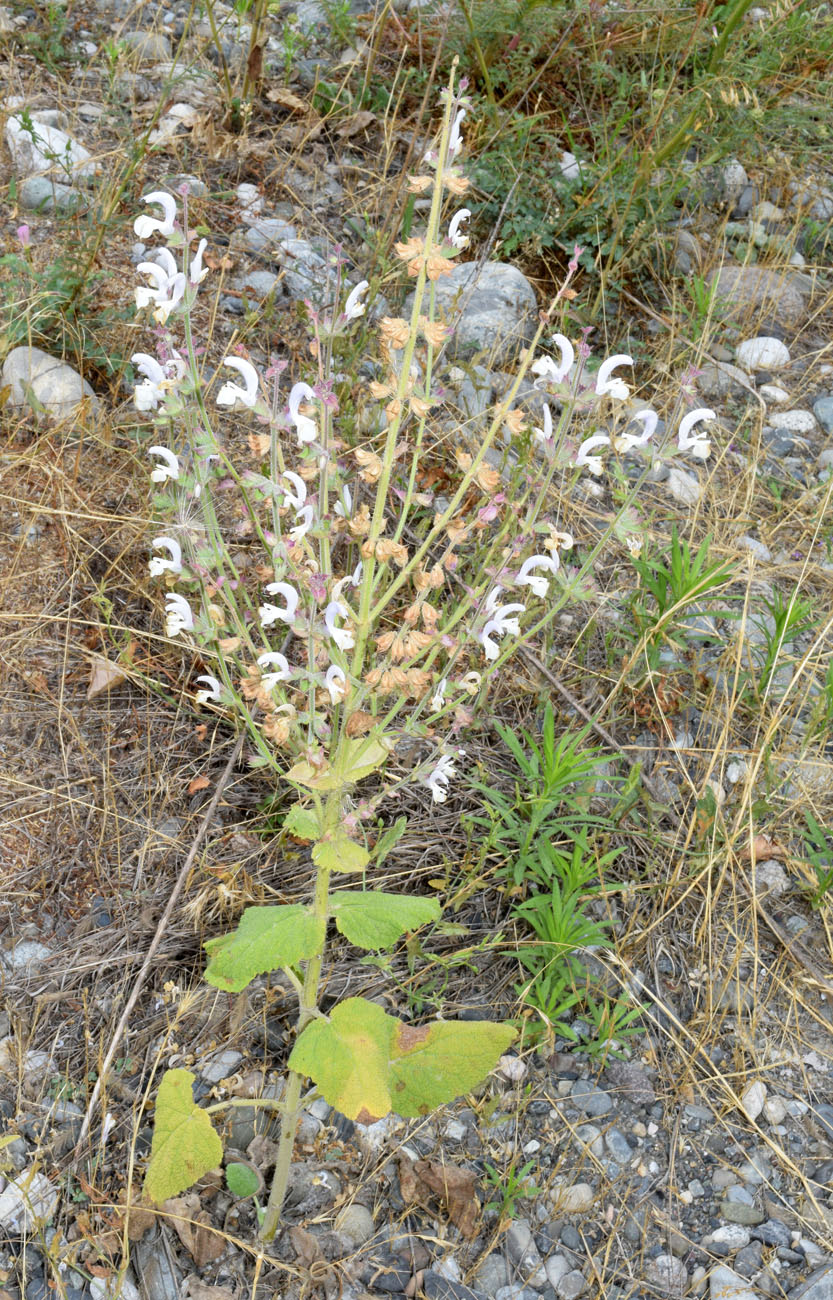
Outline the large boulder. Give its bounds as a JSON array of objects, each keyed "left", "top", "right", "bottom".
[
  {"left": 3, "top": 346, "right": 99, "bottom": 420},
  {"left": 406, "top": 261, "right": 538, "bottom": 365}
]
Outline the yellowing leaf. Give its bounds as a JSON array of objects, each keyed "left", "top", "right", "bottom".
[
  {"left": 311, "top": 832, "right": 370, "bottom": 875},
  {"left": 338, "top": 735, "right": 391, "bottom": 783},
  {"left": 204, "top": 905, "right": 324, "bottom": 992},
  {"left": 285, "top": 758, "right": 343, "bottom": 791},
  {"left": 282, "top": 804, "right": 321, "bottom": 840},
  {"left": 330, "top": 891, "right": 441, "bottom": 949},
  {"left": 144, "top": 1070, "right": 223, "bottom": 1204},
  {"left": 288, "top": 998, "right": 515, "bottom": 1123}
]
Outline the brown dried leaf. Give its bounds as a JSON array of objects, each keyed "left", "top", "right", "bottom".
[
  {"left": 398, "top": 1156, "right": 479, "bottom": 1238},
  {"left": 335, "top": 109, "right": 376, "bottom": 138},
  {"left": 739, "top": 834, "right": 788, "bottom": 863},
  {"left": 188, "top": 774, "right": 211, "bottom": 795},
  {"left": 87, "top": 656, "right": 127, "bottom": 700},
  {"left": 124, "top": 1200, "right": 157, "bottom": 1242},
  {"left": 290, "top": 1225, "right": 321, "bottom": 1267},
  {"left": 163, "top": 1195, "right": 225, "bottom": 1267},
  {"left": 267, "top": 87, "right": 310, "bottom": 110},
  {"left": 182, "top": 1281, "right": 236, "bottom": 1300}
]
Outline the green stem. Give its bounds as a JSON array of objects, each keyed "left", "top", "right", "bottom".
[{"left": 260, "top": 801, "right": 335, "bottom": 1242}]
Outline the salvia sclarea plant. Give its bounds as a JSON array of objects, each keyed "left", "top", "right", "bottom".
[{"left": 131, "top": 70, "right": 715, "bottom": 1238}]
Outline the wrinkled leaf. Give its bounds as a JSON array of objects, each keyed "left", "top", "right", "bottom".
[
  {"left": 330, "top": 891, "right": 441, "bottom": 950},
  {"left": 204, "top": 905, "right": 324, "bottom": 992},
  {"left": 144, "top": 1071, "right": 223, "bottom": 1204},
  {"left": 399, "top": 1156, "right": 480, "bottom": 1238},
  {"left": 289, "top": 998, "right": 515, "bottom": 1123},
  {"left": 225, "top": 1162, "right": 261, "bottom": 1199},
  {"left": 311, "top": 831, "right": 370, "bottom": 875}
]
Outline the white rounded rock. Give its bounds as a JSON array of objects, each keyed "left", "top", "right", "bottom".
[
  {"left": 2, "top": 346, "right": 99, "bottom": 420},
  {"left": 763, "top": 1094, "right": 788, "bottom": 1125},
  {"left": 736, "top": 337, "right": 790, "bottom": 370},
  {"left": 740, "top": 1079, "right": 767, "bottom": 1121},
  {"left": 759, "top": 383, "right": 790, "bottom": 405},
  {"left": 774, "top": 409, "right": 817, "bottom": 433}
]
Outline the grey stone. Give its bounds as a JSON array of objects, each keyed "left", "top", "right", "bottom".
[
  {"left": 732, "top": 184, "right": 759, "bottom": 218},
  {"left": 551, "top": 1183, "right": 594, "bottom": 1213},
  {"left": 273, "top": 237, "right": 330, "bottom": 302},
  {"left": 789, "top": 1265, "right": 833, "bottom": 1300},
  {"left": 232, "top": 269, "right": 283, "bottom": 299},
  {"left": 733, "top": 1243, "right": 763, "bottom": 1278},
  {"left": 569, "top": 1080, "right": 612, "bottom": 1117},
  {"left": 555, "top": 1274, "right": 586, "bottom": 1300},
  {"left": 2, "top": 346, "right": 99, "bottom": 420},
  {"left": 0, "top": 1170, "right": 59, "bottom": 1231},
  {"left": 763, "top": 429, "right": 796, "bottom": 457},
  {"left": 645, "top": 1256, "right": 687, "bottom": 1294},
  {"left": 507, "top": 1219, "right": 544, "bottom": 1276},
  {"left": 708, "top": 1265, "right": 758, "bottom": 1300},
  {"left": 544, "top": 1258, "right": 570, "bottom": 1289},
  {"left": 705, "top": 265, "right": 808, "bottom": 327},
  {"left": 199, "top": 1049, "right": 242, "bottom": 1083},
  {"left": 19, "top": 176, "right": 85, "bottom": 213},
  {"left": 573, "top": 1124, "right": 604, "bottom": 1158},
  {"left": 604, "top": 1129, "right": 633, "bottom": 1165},
  {"left": 243, "top": 217, "right": 298, "bottom": 254},
  {"left": 120, "top": 30, "right": 172, "bottom": 61},
  {"left": 774, "top": 408, "right": 816, "bottom": 433},
  {"left": 474, "top": 1254, "right": 510, "bottom": 1294},
  {"left": 5, "top": 114, "right": 96, "bottom": 181},
  {"left": 3, "top": 940, "right": 53, "bottom": 973},
  {"left": 813, "top": 396, "right": 833, "bottom": 434},
  {"left": 406, "top": 262, "right": 538, "bottom": 366},
  {"left": 720, "top": 1200, "right": 765, "bottom": 1226},
  {"left": 696, "top": 362, "right": 751, "bottom": 400},
  {"left": 422, "top": 1275, "right": 487, "bottom": 1300},
  {"left": 725, "top": 1185, "right": 755, "bottom": 1205},
  {"left": 710, "top": 1226, "right": 751, "bottom": 1251}
]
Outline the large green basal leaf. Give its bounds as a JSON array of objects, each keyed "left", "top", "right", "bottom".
[
  {"left": 288, "top": 997, "right": 516, "bottom": 1124},
  {"left": 204, "top": 905, "right": 324, "bottom": 992},
  {"left": 144, "top": 1069, "right": 223, "bottom": 1204},
  {"left": 330, "top": 891, "right": 441, "bottom": 950}
]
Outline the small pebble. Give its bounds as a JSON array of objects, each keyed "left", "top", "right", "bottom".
[{"left": 740, "top": 1080, "right": 767, "bottom": 1121}]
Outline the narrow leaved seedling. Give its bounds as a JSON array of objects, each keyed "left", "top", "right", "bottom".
[{"left": 128, "top": 67, "right": 716, "bottom": 1240}]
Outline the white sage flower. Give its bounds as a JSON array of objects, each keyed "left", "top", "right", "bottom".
[
  {"left": 532, "top": 334, "right": 575, "bottom": 386},
  {"left": 431, "top": 677, "right": 448, "bottom": 711},
  {"left": 135, "top": 248, "right": 186, "bottom": 322},
  {"left": 194, "top": 674, "right": 222, "bottom": 704},
  {"left": 259, "top": 581, "right": 300, "bottom": 628},
  {"left": 532, "top": 402, "right": 553, "bottom": 444},
  {"left": 614, "top": 408, "right": 657, "bottom": 453},
  {"left": 189, "top": 237, "right": 209, "bottom": 284},
  {"left": 289, "top": 504, "right": 314, "bottom": 542},
  {"left": 148, "top": 445, "right": 180, "bottom": 483},
  {"left": 479, "top": 602, "right": 526, "bottom": 661},
  {"left": 134, "top": 190, "right": 177, "bottom": 240},
  {"left": 324, "top": 664, "right": 347, "bottom": 704},
  {"left": 288, "top": 382, "right": 317, "bottom": 445},
  {"left": 257, "top": 651, "right": 292, "bottom": 690},
  {"left": 324, "top": 600, "right": 355, "bottom": 651},
  {"left": 148, "top": 535, "right": 183, "bottom": 577},
  {"left": 574, "top": 433, "right": 610, "bottom": 475},
  {"left": 677, "top": 408, "right": 715, "bottom": 459},
  {"left": 280, "top": 470, "right": 307, "bottom": 511},
  {"left": 217, "top": 357, "right": 259, "bottom": 409},
  {"left": 165, "top": 592, "right": 193, "bottom": 637},
  {"left": 343, "top": 280, "right": 369, "bottom": 320},
  {"left": 426, "top": 753, "right": 457, "bottom": 803},
  {"left": 516, "top": 553, "right": 560, "bottom": 598},
  {"left": 448, "top": 208, "right": 471, "bottom": 249},
  {"left": 595, "top": 354, "right": 633, "bottom": 400},
  {"left": 447, "top": 108, "right": 467, "bottom": 162},
  {"left": 334, "top": 484, "right": 352, "bottom": 519}
]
